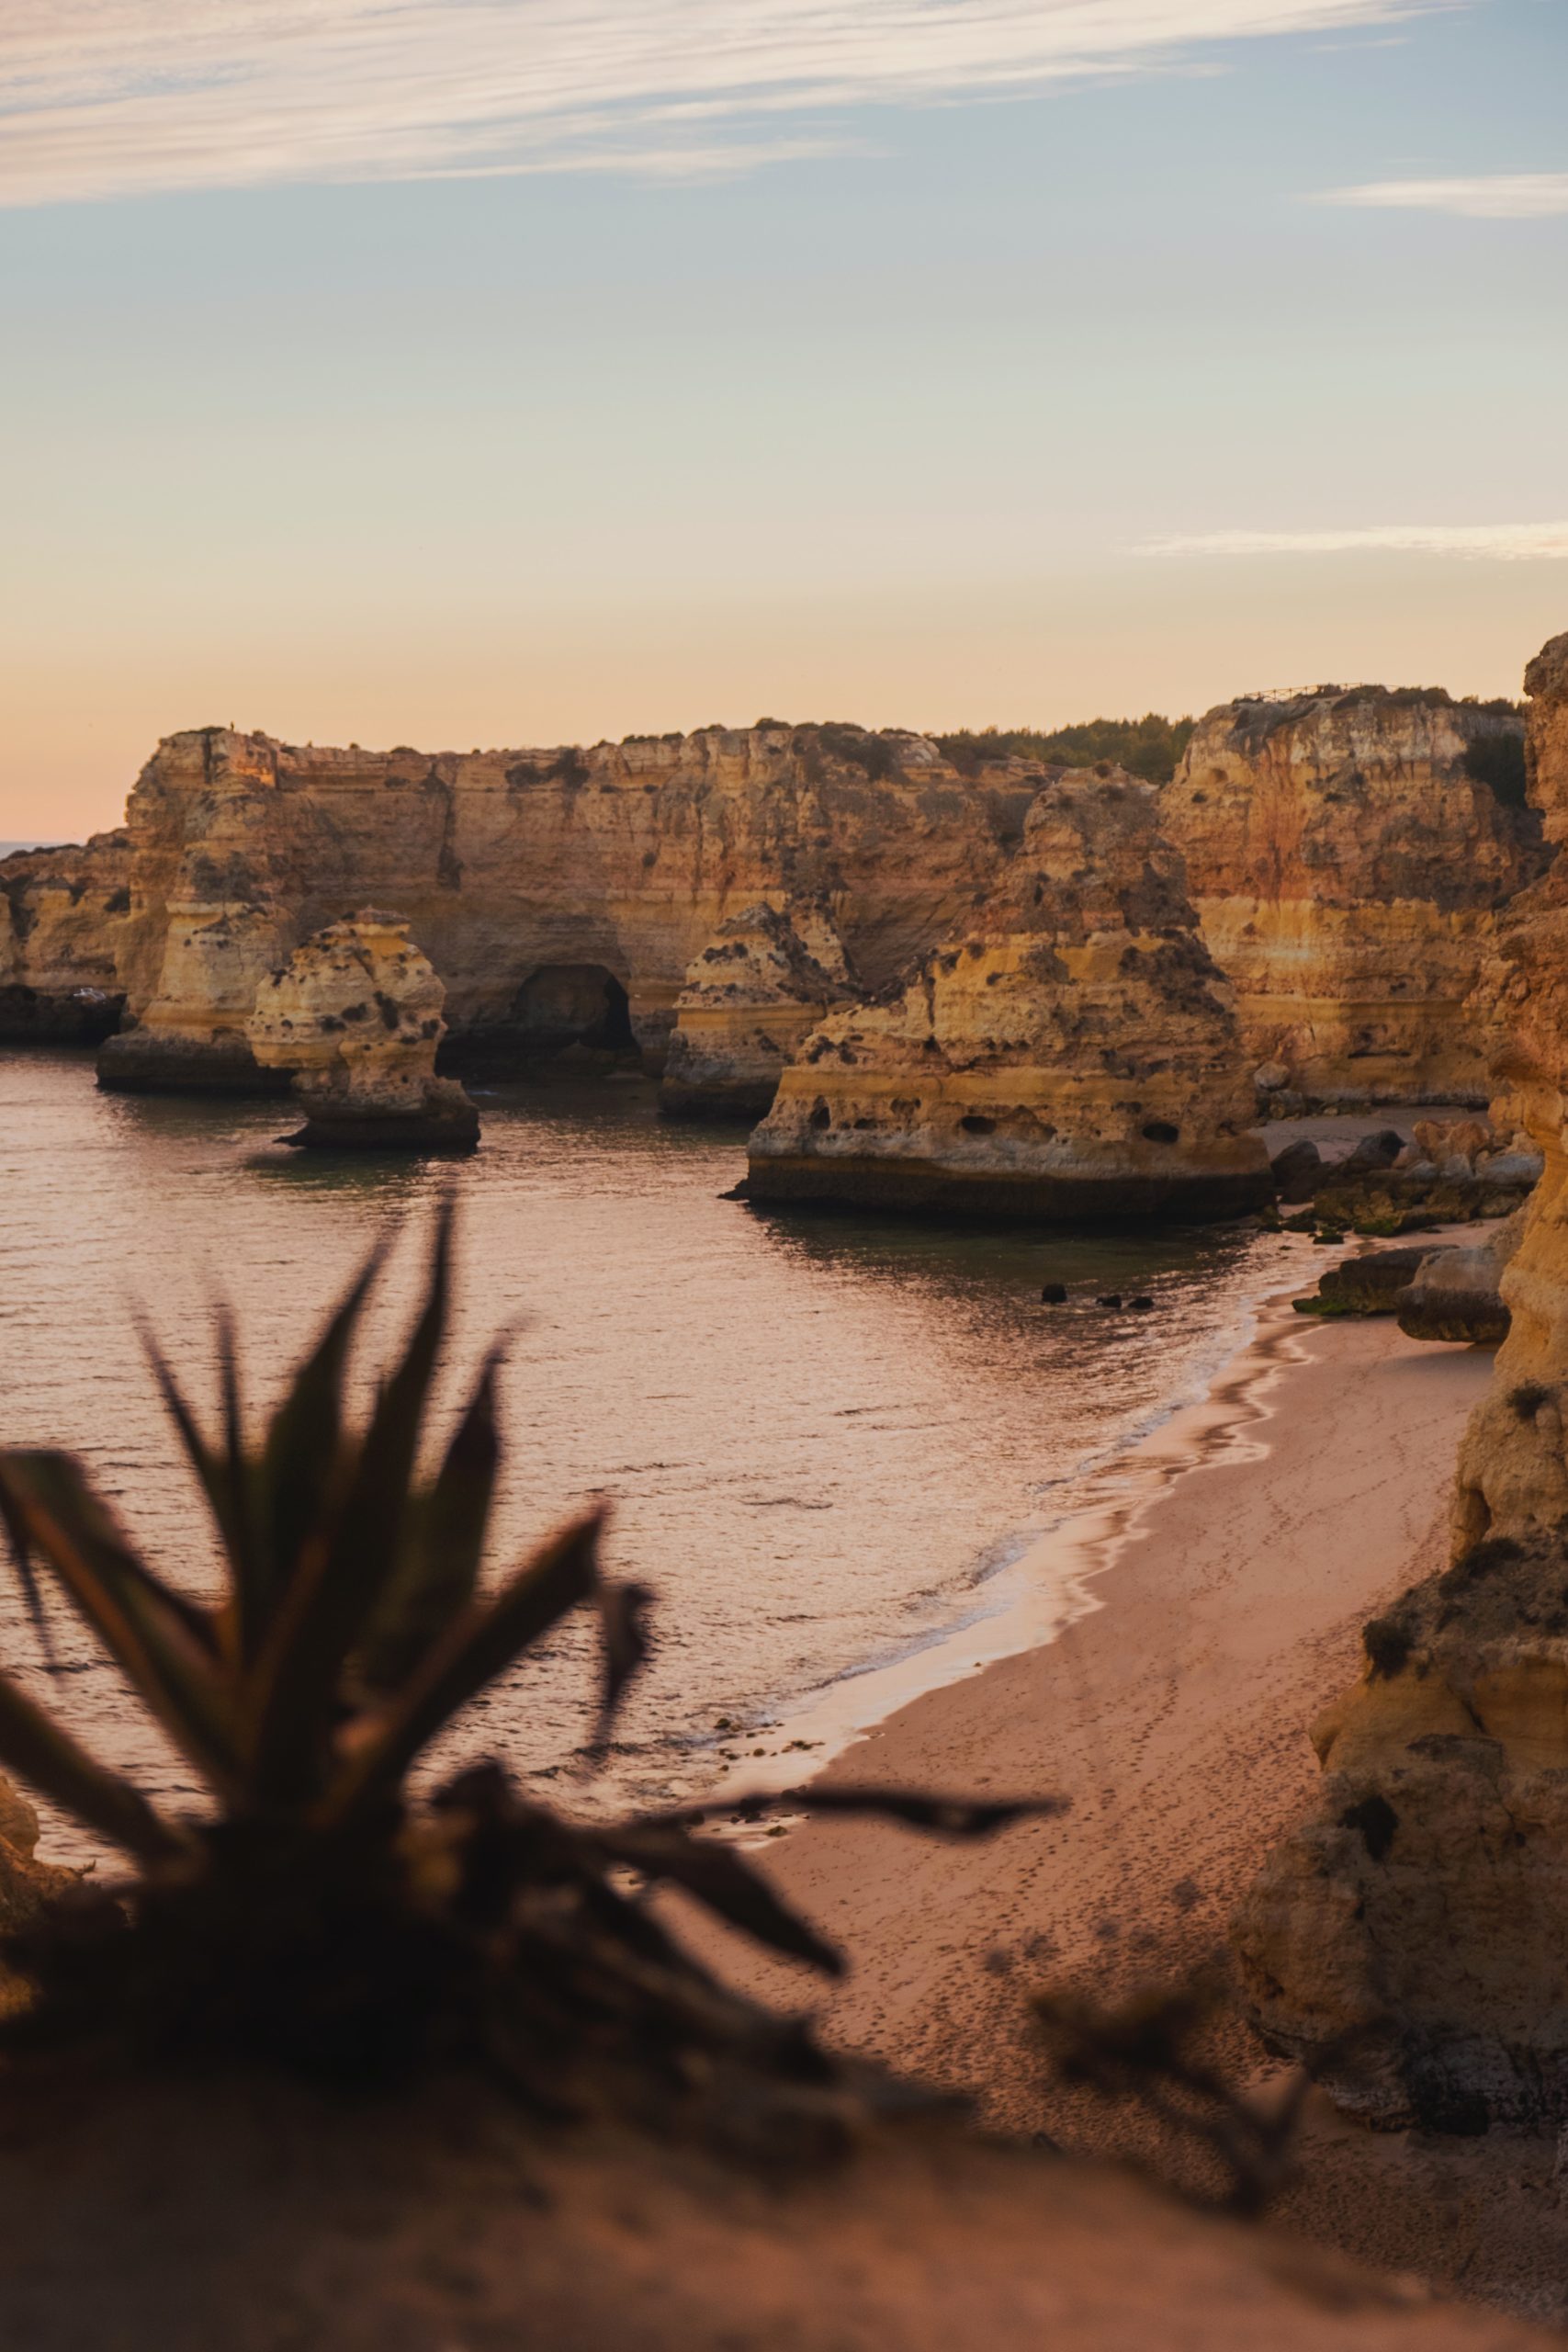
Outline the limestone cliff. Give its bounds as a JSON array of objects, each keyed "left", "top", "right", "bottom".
[
  {"left": 1234, "top": 1526, "right": 1568, "bottom": 2132},
  {"left": 747, "top": 769, "right": 1271, "bottom": 1222},
  {"left": 97, "top": 723, "right": 1042, "bottom": 1091},
  {"left": 1233, "top": 633, "right": 1568, "bottom": 2132},
  {"left": 0, "top": 831, "right": 131, "bottom": 1041},
  {"left": 1451, "top": 636, "right": 1568, "bottom": 1550},
  {"left": 1163, "top": 688, "right": 1539, "bottom": 1108},
  {"left": 660, "top": 899, "right": 858, "bottom": 1119},
  {"left": 247, "top": 912, "right": 479, "bottom": 1151}
]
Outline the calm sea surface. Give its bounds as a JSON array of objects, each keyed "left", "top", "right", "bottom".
[{"left": 0, "top": 1050, "right": 1292, "bottom": 1857}]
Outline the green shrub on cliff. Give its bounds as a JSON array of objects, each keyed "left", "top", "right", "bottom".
[
  {"left": 0, "top": 1205, "right": 1048, "bottom": 2117},
  {"left": 936, "top": 714, "right": 1195, "bottom": 786}
]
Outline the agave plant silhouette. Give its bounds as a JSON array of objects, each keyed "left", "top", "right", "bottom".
[{"left": 0, "top": 1204, "right": 1056, "bottom": 2115}]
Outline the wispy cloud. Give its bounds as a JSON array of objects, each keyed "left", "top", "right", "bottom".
[
  {"left": 1317, "top": 171, "right": 1568, "bottom": 218},
  {"left": 0, "top": 0, "right": 1448, "bottom": 207},
  {"left": 1140, "top": 524, "right": 1568, "bottom": 560}
]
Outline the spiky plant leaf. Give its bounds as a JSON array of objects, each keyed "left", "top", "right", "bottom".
[
  {"left": 0, "top": 1453, "right": 240, "bottom": 1797},
  {"left": 592, "top": 1821, "right": 844, "bottom": 1974},
  {"left": 592, "top": 1578, "right": 654, "bottom": 1757},
  {"left": 247, "top": 1210, "right": 450, "bottom": 1801},
  {"left": 254, "top": 1241, "right": 384, "bottom": 1621},
  {"left": 671, "top": 1788, "right": 1071, "bottom": 1837},
  {"left": 323, "top": 1506, "right": 604, "bottom": 1823},
  {"left": 0, "top": 1669, "right": 186, "bottom": 1863},
  {"left": 359, "top": 1346, "right": 502, "bottom": 1696}
]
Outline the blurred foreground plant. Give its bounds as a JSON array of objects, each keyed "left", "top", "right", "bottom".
[{"left": 0, "top": 1205, "right": 1055, "bottom": 2133}]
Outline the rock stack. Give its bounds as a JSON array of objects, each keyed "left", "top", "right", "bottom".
[
  {"left": 247, "top": 912, "right": 479, "bottom": 1152},
  {"left": 660, "top": 900, "right": 859, "bottom": 1120}
]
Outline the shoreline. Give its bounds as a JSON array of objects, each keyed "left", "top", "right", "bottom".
[
  {"left": 697, "top": 1263, "right": 1526, "bottom": 2301},
  {"left": 716, "top": 1232, "right": 1345, "bottom": 1808}
]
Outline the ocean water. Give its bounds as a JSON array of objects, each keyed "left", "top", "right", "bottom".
[{"left": 0, "top": 1049, "right": 1292, "bottom": 1857}]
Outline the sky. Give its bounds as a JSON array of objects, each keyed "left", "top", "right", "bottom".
[{"left": 2, "top": 0, "right": 1565, "bottom": 840}]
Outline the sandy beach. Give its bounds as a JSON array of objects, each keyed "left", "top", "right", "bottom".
[{"left": 697, "top": 1274, "right": 1568, "bottom": 2315}]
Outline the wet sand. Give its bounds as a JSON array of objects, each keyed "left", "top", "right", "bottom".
[{"left": 696, "top": 1283, "right": 1568, "bottom": 2311}]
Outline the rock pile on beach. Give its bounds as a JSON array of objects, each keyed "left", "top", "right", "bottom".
[
  {"left": 1276, "top": 1116, "right": 1540, "bottom": 1239},
  {"left": 247, "top": 910, "right": 479, "bottom": 1151}
]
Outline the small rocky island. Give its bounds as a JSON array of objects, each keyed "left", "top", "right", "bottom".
[{"left": 247, "top": 910, "right": 479, "bottom": 1151}]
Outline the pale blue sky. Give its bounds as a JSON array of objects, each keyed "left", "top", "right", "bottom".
[{"left": 2, "top": 0, "right": 1564, "bottom": 836}]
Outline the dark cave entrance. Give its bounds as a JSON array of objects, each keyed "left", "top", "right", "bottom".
[{"left": 512, "top": 963, "right": 636, "bottom": 1056}]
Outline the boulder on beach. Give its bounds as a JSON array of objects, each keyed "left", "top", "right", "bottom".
[
  {"left": 1394, "top": 1213, "right": 1523, "bottom": 1346},
  {"left": 1269, "top": 1137, "right": 1324, "bottom": 1204},
  {"left": 1294, "top": 1246, "right": 1450, "bottom": 1318}
]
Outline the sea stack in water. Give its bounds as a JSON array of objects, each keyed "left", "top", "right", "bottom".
[
  {"left": 1162, "top": 685, "right": 1540, "bottom": 1109},
  {"left": 1232, "top": 631, "right": 1568, "bottom": 2134},
  {"left": 660, "top": 900, "right": 858, "bottom": 1119},
  {"left": 248, "top": 911, "right": 479, "bottom": 1151},
  {"left": 746, "top": 768, "right": 1271, "bottom": 1223}
]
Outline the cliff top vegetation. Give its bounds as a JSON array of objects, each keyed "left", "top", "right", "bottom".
[{"left": 934, "top": 713, "right": 1194, "bottom": 786}]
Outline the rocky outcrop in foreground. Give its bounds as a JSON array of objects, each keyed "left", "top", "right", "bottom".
[
  {"left": 0, "top": 831, "right": 131, "bottom": 1042},
  {"left": 747, "top": 769, "right": 1272, "bottom": 1222},
  {"left": 1163, "top": 687, "right": 1539, "bottom": 1109},
  {"left": 1234, "top": 632, "right": 1568, "bottom": 2132},
  {"left": 247, "top": 912, "right": 479, "bottom": 1151},
  {"left": 660, "top": 900, "right": 858, "bottom": 1119}
]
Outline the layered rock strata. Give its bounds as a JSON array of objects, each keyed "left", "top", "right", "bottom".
[
  {"left": 247, "top": 912, "right": 479, "bottom": 1151},
  {"left": 0, "top": 831, "right": 131, "bottom": 1041},
  {"left": 1234, "top": 632, "right": 1568, "bottom": 2132},
  {"left": 747, "top": 769, "right": 1272, "bottom": 1223},
  {"left": 96, "top": 724, "right": 1045, "bottom": 1091},
  {"left": 660, "top": 900, "right": 858, "bottom": 1119},
  {"left": 1163, "top": 687, "right": 1539, "bottom": 1108}
]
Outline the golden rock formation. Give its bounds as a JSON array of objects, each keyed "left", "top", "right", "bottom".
[
  {"left": 96, "top": 723, "right": 1043, "bottom": 1091},
  {"left": 747, "top": 769, "right": 1271, "bottom": 1222},
  {"left": 1163, "top": 687, "right": 1540, "bottom": 1108},
  {"left": 1233, "top": 633, "right": 1568, "bottom": 2132},
  {"left": 661, "top": 899, "right": 858, "bottom": 1119},
  {"left": 247, "top": 911, "right": 479, "bottom": 1151},
  {"left": 0, "top": 831, "right": 131, "bottom": 1041}
]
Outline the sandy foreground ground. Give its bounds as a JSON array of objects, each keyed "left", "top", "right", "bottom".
[{"left": 695, "top": 1275, "right": 1568, "bottom": 2323}]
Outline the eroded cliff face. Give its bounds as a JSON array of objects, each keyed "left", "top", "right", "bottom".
[
  {"left": 1163, "top": 689, "right": 1539, "bottom": 1108},
  {"left": 0, "top": 831, "right": 131, "bottom": 1041},
  {"left": 1448, "top": 637, "right": 1568, "bottom": 1547},
  {"left": 660, "top": 899, "right": 858, "bottom": 1119},
  {"left": 1233, "top": 634, "right": 1568, "bottom": 2132},
  {"left": 747, "top": 769, "right": 1271, "bottom": 1222},
  {"left": 98, "top": 724, "right": 1042, "bottom": 1091},
  {"left": 247, "top": 911, "right": 479, "bottom": 1150}
]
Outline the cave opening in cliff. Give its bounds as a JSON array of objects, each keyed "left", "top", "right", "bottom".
[{"left": 512, "top": 963, "right": 637, "bottom": 1057}]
